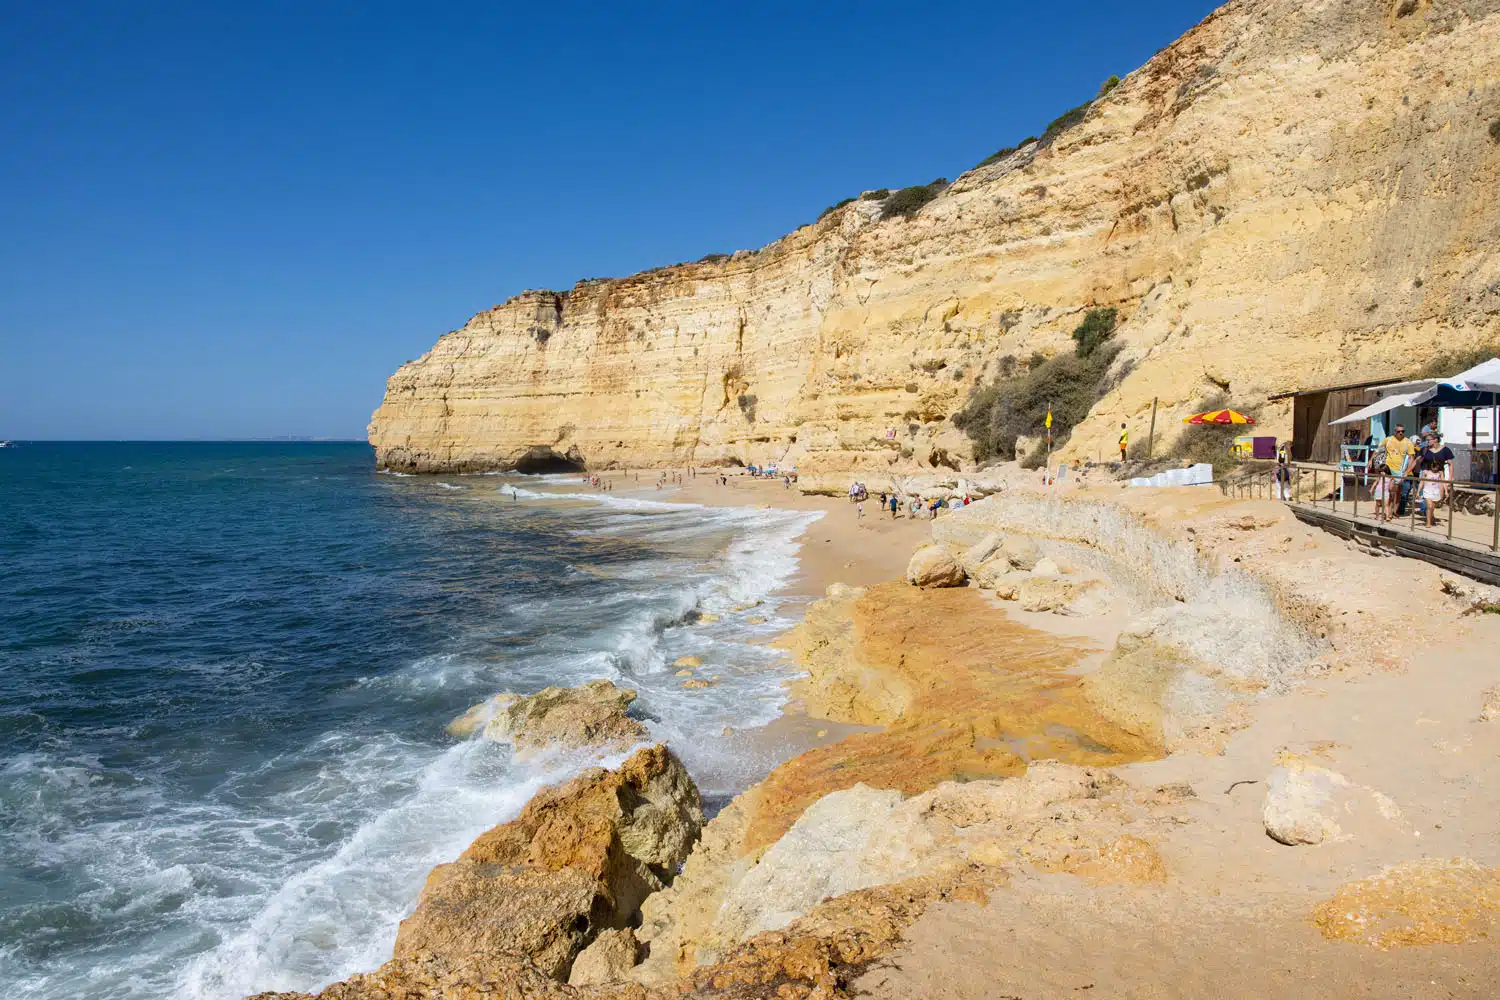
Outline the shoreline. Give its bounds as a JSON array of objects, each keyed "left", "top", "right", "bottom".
[{"left": 253, "top": 470, "right": 1500, "bottom": 999}]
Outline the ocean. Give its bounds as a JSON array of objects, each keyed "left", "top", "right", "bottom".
[{"left": 0, "top": 442, "right": 818, "bottom": 999}]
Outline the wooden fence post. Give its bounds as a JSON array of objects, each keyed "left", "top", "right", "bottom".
[{"left": 1147, "top": 397, "right": 1158, "bottom": 459}]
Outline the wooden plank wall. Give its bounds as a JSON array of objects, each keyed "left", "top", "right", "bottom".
[{"left": 1294, "top": 388, "right": 1383, "bottom": 463}]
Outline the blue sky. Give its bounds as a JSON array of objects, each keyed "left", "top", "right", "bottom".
[{"left": 0, "top": 0, "right": 1221, "bottom": 440}]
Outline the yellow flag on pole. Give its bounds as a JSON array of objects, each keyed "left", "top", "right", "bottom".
[{"left": 1045, "top": 408, "right": 1053, "bottom": 430}]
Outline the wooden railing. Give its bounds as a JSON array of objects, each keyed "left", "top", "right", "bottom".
[{"left": 1219, "top": 460, "right": 1500, "bottom": 553}]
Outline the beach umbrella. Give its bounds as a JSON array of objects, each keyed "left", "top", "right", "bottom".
[{"left": 1182, "top": 409, "right": 1256, "bottom": 425}]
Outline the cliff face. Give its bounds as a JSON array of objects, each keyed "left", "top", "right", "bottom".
[{"left": 370, "top": 0, "right": 1500, "bottom": 476}]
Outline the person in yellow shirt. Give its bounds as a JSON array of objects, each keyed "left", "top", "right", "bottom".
[
  {"left": 1381, "top": 424, "right": 1415, "bottom": 520},
  {"left": 1118, "top": 423, "right": 1129, "bottom": 462}
]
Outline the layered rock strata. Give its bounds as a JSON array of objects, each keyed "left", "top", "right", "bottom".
[{"left": 370, "top": 0, "right": 1500, "bottom": 476}]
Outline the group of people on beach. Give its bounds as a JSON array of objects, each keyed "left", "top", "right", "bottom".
[
  {"left": 854, "top": 489, "right": 971, "bottom": 520},
  {"left": 1366, "top": 423, "right": 1455, "bottom": 526}
]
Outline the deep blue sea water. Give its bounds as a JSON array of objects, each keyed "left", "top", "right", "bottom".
[{"left": 0, "top": 443, "right": 816, "bottom": 999}]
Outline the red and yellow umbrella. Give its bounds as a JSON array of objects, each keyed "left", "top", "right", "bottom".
[{"left": 1182, "top": 409, "right": 1255, "bottom": 425}]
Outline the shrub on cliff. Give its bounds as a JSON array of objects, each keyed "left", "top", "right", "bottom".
[
  {"left": 864, "top": 188, "right": 890, "bottom": 200},
  {"left": 1098, "top": 75, "right": 1121, "bottom": 98},
  {"left": 978, "top": 146, "right": 1018, "bottom": 168},
  {"left": 817, "top": 198, "right": 856, "bottom": 221},
  {"left": 1490, "top": 119, "right": 1500, "bottom": 143},
  {"left": 954, "top": 341, "right": 1123, "bottom": 464},
  {"left": 737, "top": 393, "right": 758, "bottom": 422},
  {"left": 881, "top": 179, "right": 948, "bottom": 220},
  {"left": 1071, "top": 307, "right": 1118, "bottom": 358},
  {"left": 1042, "top": 102, "right": 1092, "bottom": 143}
]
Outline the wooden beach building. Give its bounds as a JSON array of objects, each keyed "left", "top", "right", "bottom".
[{"left": 1268, "top": 375, "right": 1406, "bottom": 463}]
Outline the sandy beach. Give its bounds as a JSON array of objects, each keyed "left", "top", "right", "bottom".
[{"left": 611, "top": 469, "right": 1500, "bottom": 997}]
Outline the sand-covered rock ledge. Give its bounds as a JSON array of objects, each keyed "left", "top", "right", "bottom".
[{"left": 246, "top": 476, "right": 1500, "bottom": 999}]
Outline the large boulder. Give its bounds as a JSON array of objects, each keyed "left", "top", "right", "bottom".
[
  {"left": 567, "top": 927, "right": 639, "bottom": 986},
  {"left": 1016, "top": 575, "right": 1095, "bottom": 614},
  {"left": 1262, "top": 753, "right": 1403, "bottom": 846},
  {"left": 707, "top": 763, "right": 1146, "bottom": 948},
  {"left": 1000, "top": 534, "right": 1041, "bottom": 571},
  {"left": 1032, "top": 556, "right": 1062, "bottom": 577},
  {"left": 958, "top": 533, "right": 1003, "bottom": 574},
  {"left": 447, "top": 678, "right": 648, "bottom": 757},
  {"left": 393, "top": 744, "right": 702, "bottom": 980},
  {"left": 906, "top": 545, "right": 966, "bottom": 588},
  {"left": 970, "top": 558, "right": 1022, "bottom": 594}
]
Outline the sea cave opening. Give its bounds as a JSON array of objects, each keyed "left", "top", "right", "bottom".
[{"left": 512, "top": 446, "right": 586, "bottom": 475}]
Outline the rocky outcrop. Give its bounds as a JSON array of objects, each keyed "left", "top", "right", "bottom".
[
  {"left": 370, "top": 0, "right": 1500, "bottom": 477},
  {"left": 957, "top": 533, "right": 1002, "bottom": 575},
  {"left": 1483, "top": 685, "right": 1500, "bottom": 723},
  {"left": 624, "top": 586, "right": 1163, "bottom": 984},
  {"left": 567, "top": 928, "right": 639, "bottom": 987},
  {"left": 1016, "top": 575, "right": 1098, "bottom": 614},
  {"left": 934, "top": 492, "right": 1321, "bottom": 751},
  {"left": 634, "top": 762, "right": 1175, "bottom": 979},
  {"left": 904, "top": 545, "right": 965, "bottom": 588},
  {"left": 1313, "top": 858, "right": 1500, "bottom": 949},
  {"left": 447, "top": 679, "right": 648, "bottom": 757},
  {"left": 393, "top": 745, "right": 702, "bottom": 980},
  {"left": 1261, "top": 753, "right": 1404, "bottom": 846}
]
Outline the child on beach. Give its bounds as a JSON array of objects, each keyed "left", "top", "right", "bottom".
[
  {"left": 855, "top": 501, "right": 865, "bottom": 519},
  {"left": 1418, "top": 458, "right": 1445, "bottom": 526}
]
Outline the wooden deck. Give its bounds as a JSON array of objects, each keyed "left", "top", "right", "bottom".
[{"left": 1288, "top": 502, "right": 1500, "bottom": 585}]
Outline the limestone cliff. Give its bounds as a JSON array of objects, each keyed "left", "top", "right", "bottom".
[{"left": 369, "top": 0, "right": 1500, "bottom": 475}]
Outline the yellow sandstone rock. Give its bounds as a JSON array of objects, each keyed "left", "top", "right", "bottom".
[{"left": 368, "top": 1, "right": 1500, "bottom": 478}]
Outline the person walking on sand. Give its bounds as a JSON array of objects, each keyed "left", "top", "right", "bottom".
[
  {"left": 889, "top": 494, "right": 899, "bottom": 519},
  {"left": 1118, "top": 423, "right": 1129, "bottom": 463},
  {"left": 856, "top": 500, "right": 865, "bottom": 519}
]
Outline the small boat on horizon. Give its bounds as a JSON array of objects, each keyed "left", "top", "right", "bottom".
[{"left": 0, "top": 441, "right": 15, "bottom": 448}]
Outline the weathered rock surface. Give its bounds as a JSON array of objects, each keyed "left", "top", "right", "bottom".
[
  {"left": 624, "top": 585, "right": 1163, "bottom": 985},
  {"left": 905, "top": 545, "right": 965, "bottom": 588},
  {"left": 1000, "top": 535, "right": 1041, "bottom": 572},
  {"left": 393, "top": 745, "right": 702, "bottom": 980},
  {"left": 1261, "top": 753, "right": 1403, "bottom": 846},
  {"left": 369, "top": 1, "right": 1500, "bottom": 478},
  {"left": 969, "top": 557, "right": 1018, "bottom": 592},
  {"left": 639, "top": 763, "right": 1172, "bottom": 976},
  {"left": 1313, "top": 858, "right": 1500, "bottom": 949},
  {"left": 448, "top": 679, "right": 648, "bottom": 757},
  {"left": 567, "top": 928, "right": 639, "bottom": 987},
  {"left": 245, "top": 953, "right": 577, "bottom": 1000},
  {"left": 957, "top": 533, "right": 1002, "bottom": 574},
  {"left": 1016, "top": 575, "right": 1096, "bottom": 614},
  {"left": 1439, "top": 574, "right": 1500, "bottom": 616},
  {"left": 935, "top": 493, "right": 1323, "bottom": 752},
  {"left": 1483, "top": 685, "right": 1500, "bottom": 723}
]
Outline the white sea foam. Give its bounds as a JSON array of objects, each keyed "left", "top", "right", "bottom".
[{"left": 174, "top": 736, "right": 605, "bottom": 999}]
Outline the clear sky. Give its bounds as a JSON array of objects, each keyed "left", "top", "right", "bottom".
[{"left": 0, "top": 0, "right": 1221, "bottom": 440}]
